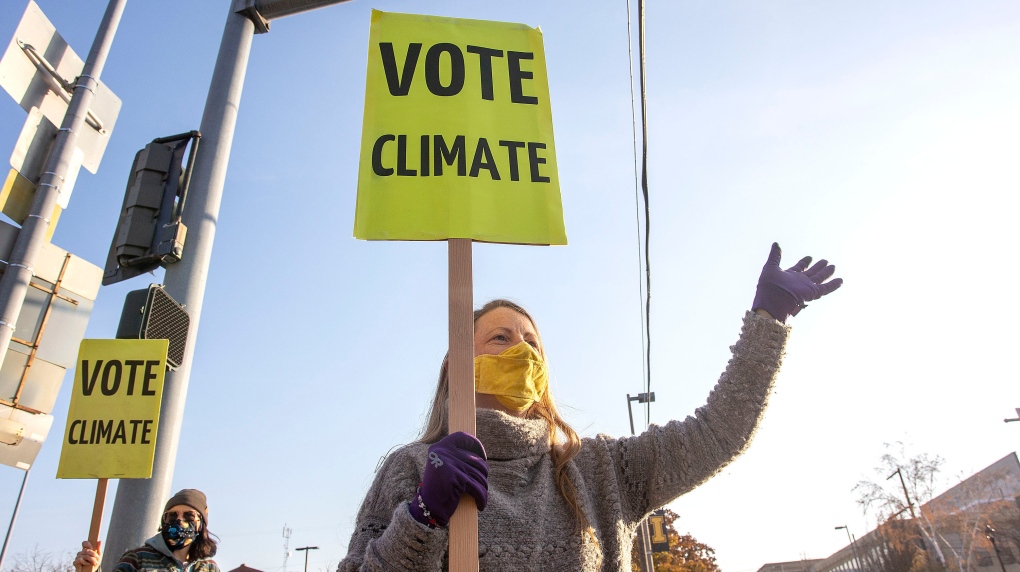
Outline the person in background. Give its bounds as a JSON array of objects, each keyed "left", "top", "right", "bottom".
[
  {"left": 338, "top": 243, "right": 843, "bottom": 571},
  {"left": 73, "top": 489, "right": 219, "bottom": 572}
]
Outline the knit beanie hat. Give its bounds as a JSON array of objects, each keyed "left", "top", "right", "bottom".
[{"left": 164, "top": 489, "right": 208, "bottom": 523}]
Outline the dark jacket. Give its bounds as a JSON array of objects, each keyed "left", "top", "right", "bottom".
[{"left": 113, "top": 534, "right": 219, "bottom": 572}]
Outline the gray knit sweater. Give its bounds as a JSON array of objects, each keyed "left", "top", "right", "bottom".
[{"left": 338, "top": 312, "right": 789, "bottom": 572}]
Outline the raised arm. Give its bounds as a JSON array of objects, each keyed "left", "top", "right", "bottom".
[{"left": 596, "top": 243, "right": 841, "bottom": 522}]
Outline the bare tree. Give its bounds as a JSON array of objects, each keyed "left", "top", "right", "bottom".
[
  {"left": 854, "top": 444, "right": 1020, "bottom": 572},
  {"left": 8, "top": 545, "right": 73, "bottom": 572},
  {"left": 854, "top": 443, "right": 944, "bottom": 518},
  {"left": 854, "top": 442, "right": 950, "bottom": 570}
]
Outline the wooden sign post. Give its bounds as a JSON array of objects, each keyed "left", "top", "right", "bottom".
[
  {"left": 354, "top": 10, "right": 567, "bottom": 570},
  {"left": 447, "top": 238, "right": 477, "bottom": 570},
  {"left": 58, "top": 339, "right": 169, "bottom": 564},
  {"left": 88, "top": 478, "right": 109, "bottom": 551}
]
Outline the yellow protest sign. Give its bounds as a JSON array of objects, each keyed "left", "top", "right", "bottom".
[
  {"left": 57, "top": 339, "right": 168, "bottom": 479},
  {"left": 354, "top": 10, "right": 567, "bottom": 245}
]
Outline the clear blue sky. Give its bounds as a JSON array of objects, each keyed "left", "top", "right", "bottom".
[{"left": 1, "top": 2, "right": 1018, "bottom": 571}]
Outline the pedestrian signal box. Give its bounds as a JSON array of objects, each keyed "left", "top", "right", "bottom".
[{"left": 116, "top": 285, "right": 190, "bottom": 370}]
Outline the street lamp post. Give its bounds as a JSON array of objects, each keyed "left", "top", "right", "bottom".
[
  {"left": 836, "top": 525, "right": 865, "bottom": 572},
  {"left": 295, "top": 546, "right": 319, "bottom": 572},
  {"left": 985, "top": 525, "right": 1008, "bottom": 572},
  {"left": 626, "top": 392, "right": 655, "bottom": 436},
  {"left": 102, "top": 1, "right": 350, "bottom": 567},
  {"left": 627, "top": 393, "right": 656, "bottom": 572}
]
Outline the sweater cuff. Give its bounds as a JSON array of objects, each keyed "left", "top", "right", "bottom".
[{"left": 365, "top": 503, "right": 448, "bottom": 569}]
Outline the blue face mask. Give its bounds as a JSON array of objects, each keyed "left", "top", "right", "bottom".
[{"left": 162, "top": 518, "right": 200, "bottom": 550}]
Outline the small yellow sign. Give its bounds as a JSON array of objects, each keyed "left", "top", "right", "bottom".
[
  {"left": 354, "top": 10, "right": 567, "bottom": 245},
  {"left": 1, "top": 169, "right": 61, "bottom": 242},
  {"left": 648, "top": 510, "right": 671, "bottom": 553},
  {"left": 57, "top": 339, "right": 168, "bottom": 479}
]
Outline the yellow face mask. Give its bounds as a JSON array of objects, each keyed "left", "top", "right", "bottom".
[{"left": 474, "top": 341, "right": 549, "bottom": 411}]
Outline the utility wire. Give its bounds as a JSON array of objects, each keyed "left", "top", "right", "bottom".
[
  {"left": 637, "top": 0, "right": 651, "bottom": 427},
  {"left": 626, "top": 0, "right": 653, "bottom": 427},
  {"left": 624, "top": 0, "right": 649, "bottom": 428}
]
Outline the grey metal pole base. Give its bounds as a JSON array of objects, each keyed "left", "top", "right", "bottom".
[{"left": 100, "top": 4, "right": 255, "bottom": 568}]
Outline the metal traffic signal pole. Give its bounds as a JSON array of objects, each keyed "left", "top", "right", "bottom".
[
  {"left": 102, "top": 1, "right": 350, "bottom": 566},
  {"left": 100, "top": 4, "right": 254, "bottom": 565},
  {"left": 0, "top": 0, "right": 127, "bottom": 373}
]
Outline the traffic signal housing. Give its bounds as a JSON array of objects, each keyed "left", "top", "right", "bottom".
[{"left": 102, "top": 131, "right": 200, "bottom": 286}]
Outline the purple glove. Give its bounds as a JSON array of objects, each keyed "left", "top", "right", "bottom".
[
  {"left": 408, "top": 431, "right": 488, "bottom": 528},
  {"left": 752, "top": 242, "right": 843, "bottom": 322}
]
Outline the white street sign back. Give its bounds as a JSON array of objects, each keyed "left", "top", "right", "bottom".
[
  {"left": 0, "top": 403, "right": 53, "bottom": 470},
  {"left": 0, "top": 218, "right": 102, "bottom": 470},
  {"left": 0, "top": 0, "right": 121, "bottom": 174}
]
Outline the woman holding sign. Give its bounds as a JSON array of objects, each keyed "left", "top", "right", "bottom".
[
  {"left": 338, "top": 243, "right": 841, "bottom": 571},
  {"left": 73, "top": 489, "right": 219, "bottom": 572}
]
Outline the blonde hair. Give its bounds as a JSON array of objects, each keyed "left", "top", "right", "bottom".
[{"left": 419, "top": 300, "right": 600, "bottom": 555}]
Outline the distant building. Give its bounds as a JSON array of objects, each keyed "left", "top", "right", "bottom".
[
  {"left": 758, "top": 452, "right": 1020, "bottom": 572},
  {"left": 227, "top": 565, "right": 267, "bottom": 572},
  {"left": 757, "top": 559, "right": 823, "bottom": 572}
]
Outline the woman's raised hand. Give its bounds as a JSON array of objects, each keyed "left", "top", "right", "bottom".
[
  {"left": 408, "top": 432, "right": 489, "bottom": 528},
  {"left": 752, "top": 242, "right": 843, "bottom": 322}
]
